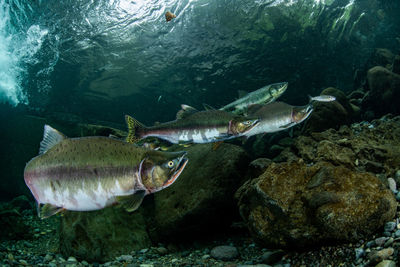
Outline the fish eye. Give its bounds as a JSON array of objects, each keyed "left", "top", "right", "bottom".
[{"left": 167, "top": 161, "right": 174, "bottom": 168}]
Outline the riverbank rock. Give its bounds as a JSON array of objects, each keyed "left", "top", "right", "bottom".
[
  {"left": 59, "top": 207, "right": 151, "bottom": 262},
  {"left": 143, "top": 143, "right": 250, "bottom": 243},
  {"left": 278, "top": 115, "right": 400, "bottom": 177},
  {"left": 235, "top": 160, "right": 396, "bottom": 248},
  {"left": 362, "top": 66, "right": 400, "bottom": 117}
]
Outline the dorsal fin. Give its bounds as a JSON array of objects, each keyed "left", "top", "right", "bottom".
[
  {"left": 238, "top": 90, "right": 248, "bottom": 98},
  {"left": 202, "top": 103, "right": 216, "bottom": 111},
  {"left": 176, "top": 104, "right": 198, "bottom": 120},
  {"left": 39, "top": 125, "right": 66, "bottom": 154}
]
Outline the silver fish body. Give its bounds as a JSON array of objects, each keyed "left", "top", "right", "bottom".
[
  {"left": 220, "top": 82, "right": 288, "bottom": 115},
  {"left": 24, "top": 125, "right": 188, "bottom": 218},
  {"left": 244, "top": 102, "right": 313, "bottom": 137},
  {"left": 309, "top": 95, "right": 336, "bottom": 102},
  {"left": 125, "top": 108, "right": 259, "bottom": 144}
]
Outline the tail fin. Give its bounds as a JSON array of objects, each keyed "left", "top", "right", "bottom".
[{"left": 125, "top": 115, "right": 146, "bottom": 144}]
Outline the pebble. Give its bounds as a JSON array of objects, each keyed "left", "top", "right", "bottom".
[
  {"left": 261, "top": 250, "right": 285, "bottom": 264},
  {"left": 387, "top": 178, "right": 397, "bottom": 193},
  {"left": 355, "top": 248, "right": 365, "bottom": 260},
  {"left": 394, "top": 230, "right": 400, "bottom": 237},
  {"left": 67, "top": 256, "right": 77, "bottom": 262},
  {"left": 368, "top": 248, "right": 394, "bottom": 263},
  {"left": 118, "top": 255, "right": 133, "bottom": 262},
  {"left": 156, "top": 247, "right": 168, "bottom": 256},
  {"left": 384, "top": 237, "right": 394, "bottom": 247},
  {"left": 139, "top": 248, "right": 148, "bottom": 254},
  {"left": 375, "top": 237, "right": 389, "bottom": 246},
  {"left": 202, "top": 254, "right": 211, "bottom": 260},
  {"left": 44, "top": 254, "right": 53, "bottom": 262},
  {"left": 384, "top": 222, "right": 396, "bottom": 232},
  {"left": 210, "top": 245, "right": 239, "bottom": 261},
  {"left": 375, "top": 260, "right": 397, "bottom": 267}
]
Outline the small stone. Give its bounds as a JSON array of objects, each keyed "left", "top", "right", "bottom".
[
  {"left": 44, "top": 254, "right": 53, "bottom": 262},
  {"left": 387, "top": 178, "right": 397, "bottom": 193},
  {"left": 383, "top": 231, "right": 392, "bottom": 237},
  {"left": 355, "top": 248, "right": 365, "bottom": 260},
  {"left": 139, "top": 248, "right": 148, "bottom": 254},
  {"left": 19, "top": 259, "right": 28, "bottom": 266},
  {"left": 40, "top": 231, "right": 46, "bottom": 235},
  {"left": 396, "top": 192, "right": 400, "bottom": 201},
  {"left": 384, "top": 222, "right": 397, "bottom": 232},
  {"left": 202, "top": 254, "right": 211, "bottom": 260},
  {"left": 394, "top": 230, "right": 400, "bottom": 237},
  {"left": 384, "top": 237, "right": 394, "bottom": 247},
  {"left": 118, "top": 255, "right": 133, "bottom": 262},
  {"left": 366, "top": 241, "right": 375, "bottom": 248},
  {"left": 375, "top": 237, "right": 389, "bottom": 246},
  {"left": 171, "top": 258, "right": 178, "bottom": 263},
  {"left": 368, "top": 248, "right": 394, "bottom": 263},
  {"left": 155, "top": 247, "right": 168, "bottom": 256},
  {"left": 67, "top": 256, "right": 77, "bottom": 262},
  {"left": 181, "top": 250, "right": 190, "bottom": 257},
  {"left": 210, "top": 245, "right": 239, "bottom": 261},
  {"left": 7, "top": 253, "right": 14, "bottom": 261},
  {"left": 81, "top": 261, "right": 89, "bottom": 266},
  {"left": 375, "top": 260, "right": 396, "bottom": 267},
  {"left": 139, "top": 264, "right": 154, "bottom": 267},
  {"left": 261, "top": 250, "right": 285, "bottom": 264}
]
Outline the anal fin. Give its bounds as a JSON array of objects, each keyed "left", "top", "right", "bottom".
[
  {"left": 212, "top": 141, "right": 223, "bottom": 151},
  {"left": 117, "top": 190, "right": 146, "bottom": 212},
  {"left": 39, "top": 203, "right": 64, "bottom": 219}
]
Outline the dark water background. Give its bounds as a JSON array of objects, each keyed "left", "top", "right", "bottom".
[{"left": 0, "top": 0, "right": 400, "bottom": 200}]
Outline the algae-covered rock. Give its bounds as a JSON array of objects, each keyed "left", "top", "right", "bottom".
[
  {"left": 235, "top": 161, "right": 396, "bottom": 248},
  {"left": 59, "top": 207, "right": 151, "bottom": 262},
  {"left": 143, "top": 142, "right": 250, "bottom": 243},
  {"left": 363, "top": 66, "right": 400, "bottom": 117}
]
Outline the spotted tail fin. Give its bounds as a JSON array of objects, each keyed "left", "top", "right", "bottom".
[{"left": 125, "top": 115, "right": 146, "bottom": 144}]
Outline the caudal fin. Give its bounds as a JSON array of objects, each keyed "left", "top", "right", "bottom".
[{"left": 125, "top": 115, "right": 146, "bottom": 144}]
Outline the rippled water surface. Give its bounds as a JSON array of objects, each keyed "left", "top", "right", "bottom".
[{"left": 0, "top": 0, "right": 399, "bottom": 124}]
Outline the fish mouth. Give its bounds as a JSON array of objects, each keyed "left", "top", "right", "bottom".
[
  {"left": 244, "top": 119, "right": 260, "bottom": 133},
  {"left": 293, "top": 104, "right": 314, "bottom": 123},
  {"left": 162, "top": 152, "right": 188, "bottom": 188}
]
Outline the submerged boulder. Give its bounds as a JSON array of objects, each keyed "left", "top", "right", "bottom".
[
  {"left": 235, "top": 160, "right": 396, "bottom": 248},
  {"left": 59, "top": 207, "right": 151, "bottom": 262},
  {"left": 143, "top": 143, "right": 250, "bottom": 243}
]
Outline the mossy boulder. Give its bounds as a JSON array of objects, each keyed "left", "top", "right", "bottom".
[
  {"left": 362, "top": 66, "right": 400, "bottom": 117},
  {"left": 143, "top": 143, "right": 250, "bottom": 243},
  {"left": 59, "top": 207, "right": 151, "bottom": 262},
  {"left": 235, "top": 160, "right": 396, "bottom": 248}
]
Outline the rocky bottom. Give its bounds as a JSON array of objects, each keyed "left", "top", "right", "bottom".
[{"left": 0, "top": 204, "right": 399, "bottom": 267}]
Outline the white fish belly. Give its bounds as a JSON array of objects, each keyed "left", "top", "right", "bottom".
[
  {"left": 245, "top": 117, "right": 291, "bottom": 137},
  {"left": 39, "top": 179, "right": 133, "bottom": 211}
]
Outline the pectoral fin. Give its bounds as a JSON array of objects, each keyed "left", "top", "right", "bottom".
[
  {"left": 212, "top": 141, "right": 223, "bottom": 151},
  {"left": 279, "top": 122, "right": 295, "bottom": 129},
  {"left": 39, "top": 203, "right": 64, "bottom": 219},
  {"left": 117, "top": 190, "right": 146, "bottom": 212}
]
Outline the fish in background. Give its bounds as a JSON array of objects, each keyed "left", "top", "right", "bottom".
[
  {"left": 243, "top": 101, "right": 313, "bottom": 138},
  {"left": 24, "top": 125, "right": 188, "bottom": 219},
  {"left": 125, "top": 104, "right": 259, "bottom": 145},
  {"left": 309, "top": 95, "right": 336, "bottom": 102},
  {"left": 218, "top": 82, "right": 288, "bottom": 115}
]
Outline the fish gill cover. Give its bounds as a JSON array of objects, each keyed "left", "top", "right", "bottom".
[{"left": 0, "top": 0, "right": 399, "bottom": 123}]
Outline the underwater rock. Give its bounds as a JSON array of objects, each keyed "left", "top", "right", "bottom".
[
  {"left": 369, "top": 48, "right": 395, "bottom": 70},
  {"left": 303, "top": 87, "right": 353, "bottom": 133},
  {"left": 392, "top": 55, "right": 400, "bottom": 75},
  {"left": 59, "top": 207, "right": 151, "bottom": 262},
  {"left": 143, "top": 143, "right": 250, "bottom": 243},
  {"left": 362, "top": 66, "right": 400, "bottom": 117},
  {"left": 235, "top": 160, "right": 396, "bottom": 248},
  {"left": 294, "top": 116, "right": 400, "bottom": 177}
]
